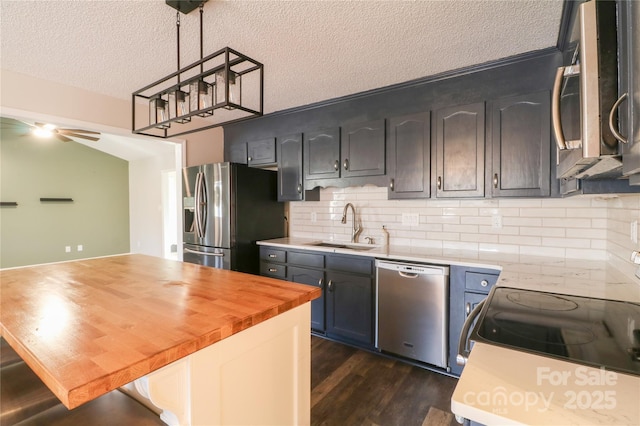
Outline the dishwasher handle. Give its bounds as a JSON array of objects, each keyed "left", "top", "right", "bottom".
[
  {"left": 456, "top": 299, "right": 485, "bottom": 367},
  {"left": 375, "top": 260, "right": 448, "bottom": 276}
]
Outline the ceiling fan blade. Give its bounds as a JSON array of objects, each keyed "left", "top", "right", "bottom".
[
  {"left": 61, "top": 132, "right": 100, "bottom": 141},
  {"left": 55, "top": 134, "right": 73, "bottom": 143},
  {"left": 58, "top": 128, "right": 101, "bottom": 135},
  {"left": 4, "top": 118, "right": 35, "bottom": 128}
]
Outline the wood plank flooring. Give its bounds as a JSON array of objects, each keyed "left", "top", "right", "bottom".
[{"left": 311, "top": 336, "right": 460, "bottom": 426}]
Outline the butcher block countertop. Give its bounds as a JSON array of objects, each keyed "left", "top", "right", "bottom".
[{"left": 0, "top": 254, "right": 321, "bottom": 409}]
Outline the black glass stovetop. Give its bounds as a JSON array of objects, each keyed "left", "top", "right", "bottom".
[{"left": 471, "top": 287, "right": 640, "bottom": 376}]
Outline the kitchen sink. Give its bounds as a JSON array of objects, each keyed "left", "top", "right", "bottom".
[{"left": 307, "top": 241, "right": 377, "bottom": 251}]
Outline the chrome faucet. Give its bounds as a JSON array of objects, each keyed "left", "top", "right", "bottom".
[{"left": 341, "top": 203, "right": 362, "bottom": 243}]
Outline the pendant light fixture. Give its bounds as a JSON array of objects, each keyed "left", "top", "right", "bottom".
[
  {"left": 190, "top": 4, "right": 213, "bottom": 117},
  {"left": 132, "top": 0, "right": 263, "bottom": 139},
  {"left": 168, "top": 10, "right": 190, "bottom": 124}
]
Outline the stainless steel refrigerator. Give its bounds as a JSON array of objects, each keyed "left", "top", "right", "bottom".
[{"left": 182, "top": 162, "right": 284, "bottom": 273}]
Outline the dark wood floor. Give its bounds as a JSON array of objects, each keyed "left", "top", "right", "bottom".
[{"left": 311, "top": 336, "right": 460, "bottom": 426}]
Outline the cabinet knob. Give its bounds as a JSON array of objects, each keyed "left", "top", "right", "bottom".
[
  {"left": 465, "top": 302, "right": 471, "bottom": 316},
  {"left": 389, "top": 179, "right": 394, "bottom": 191},
  {"left": 481, "top": 279, "right": 489, "bottom": 287},
  {"left": 268, "top": 254, "right": 277, "bottom": 258},
  {"left": 343, "top": 159, "right": 349, "bottom": 170},
  {"left": 248, "top": 156, "right": 252, "bottom": 162},
  {"left": 268, "top": 268, "right": 277, "bottom": 273},
  {"left": 334, "top": 160, "right": 339, "bottom": 171},
  {"left": 297, "top": 184, "right": 302, "bottom": 193},
  {"left": 327, "top": 280, "right": 333, "bottom": 291},
  {"left": 318, "top": 278, "right": 323, "bottom": 287},
  {"left": 493, "top": 173, "right": 498, "bottom": 189},
  {"left": 437, "top": 176, "right": 442, "bottom": 190}
]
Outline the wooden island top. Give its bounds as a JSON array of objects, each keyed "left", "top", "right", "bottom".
[{"left": 0, "top": 254, "right": 321, "bottom": 409}]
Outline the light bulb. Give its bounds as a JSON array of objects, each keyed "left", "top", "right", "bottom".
[{"left": 32, "top": 127, "right": 54, "bottom": 138}]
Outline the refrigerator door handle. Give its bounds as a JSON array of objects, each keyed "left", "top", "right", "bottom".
[
  {"left": 184, "top": 248, "right": 224, "bottom": 257},
  {"left": 193, "top": 172, "right": 202, "bottom": 238},
  {"left": 195, "top": 171, "right": 207, "bottom": 239}
]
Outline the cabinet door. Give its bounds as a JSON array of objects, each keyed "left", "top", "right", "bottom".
[
  {"left": 247, "top": 138, "right": 276, "bottom": 167},
  {"left": 490, "top": 92, "right": 550, "bottom": 197},
  {"left": 288, "top": 266, "right": 325, "bottom": 332},
  {"left": 304, "top": 128, "right": 341, "bottom": 180},
  {"left": 340, "top": 119, "right": 386, "bottom": 177},
  {"left": 619, "top": 0, "right": 640, "bottom": 178},
  {"left": 276, "top": 134, "right": 303, "bottom": 201},
  {"left": 229, "top": 143, "right": 247, "bottom": 164},
  {"left": 435, "top": 103, "right": 485, "bottom": 198},
  {"left": 387, "top": 112, "right": 430, "bottom": 199},
  {"left": 325, "top": 271, "right": 373, "bottom": 346}
]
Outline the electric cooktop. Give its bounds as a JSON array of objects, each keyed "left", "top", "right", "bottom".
[{"left": 471, "top": 287, "right": 640, "bottom": 376}]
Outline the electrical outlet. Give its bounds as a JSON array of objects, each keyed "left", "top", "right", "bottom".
[
  {"left": 310, "top": 212, "right": 317, "bottom": 223},
  {"left": 65, "top": 246, "right": 71, "bottom": 253},
  {"left": 492, "top": 215, "right": 503, "bottom": 229},
  {"left": 631, "top": 220, "right": 638, "bottom": 244},
  {"left": 401, "top": 213, "right": 419, "bottom": 226},
  {"left": 77, "top": 245, "right": 83, "bottom": 252}
]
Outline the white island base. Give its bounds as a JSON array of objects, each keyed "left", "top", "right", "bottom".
[{"left": 132, "top": 304, "right": 311, "bottom": 426}]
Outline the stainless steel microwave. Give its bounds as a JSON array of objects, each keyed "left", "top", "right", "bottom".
[{"left": 553, "top": 0, "right": 621, "bottom": 180}]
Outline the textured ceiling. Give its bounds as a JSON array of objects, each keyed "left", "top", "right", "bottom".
[{"left": 1, "top": 0, "right": 564, "bottom": 116}]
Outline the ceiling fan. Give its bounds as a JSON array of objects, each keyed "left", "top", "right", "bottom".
[{"left": 0, "top": 117, "right": 101, "bottom": 142}]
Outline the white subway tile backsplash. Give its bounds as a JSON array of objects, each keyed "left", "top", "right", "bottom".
[
  {"left": 542, "top": 218, "right": 592, "bottom": 228},
  {"left": 565, "top": 228, "right": 607, "bottom": 239},
  {"left": 502, "top": 217, "right": 542, "bottom": 227},
  {"left": 287, "top": 187, "right": 640, "bottom": 266},
  {"left": 520, "top": 227, "right": 565, "bottom": 237},
  {"left": 443, "top": 207, "right": 479, "bottom": 217},
  {"left": 478, "top": 242, "right": 520, "bottom": 254},
  {"left": 499, "top": 235, "right": 542, "bottom": 246},
  {"left": 519, "top": 245, "right": 566, "bottom": 258},
  {"left": 519, "top": 208, "right": 567, "bottom": 218}
]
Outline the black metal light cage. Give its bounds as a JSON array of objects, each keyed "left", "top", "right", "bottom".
[{"left": 132, "top": 46, "right": 263, "bottom": 139}]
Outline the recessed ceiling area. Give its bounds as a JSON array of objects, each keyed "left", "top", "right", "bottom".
[{"left": 0, "top": 0, "right": 565, "bottom": 115}]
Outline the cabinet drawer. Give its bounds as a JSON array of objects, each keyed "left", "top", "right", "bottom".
[
  {"left": 288, "top": 251, "right": 324, "bottom": 268},
  {"left": 260, "top": 247, "right": 286, "bottom": 263},
  {"left": 326, "top": 255, "right": 373, "bottom": 276},
  {"left": 260, "top": 262, "right": 286, "bottom": 279},
  {"left": 465, "top": 272, "right": 499, "bottom": 293}
]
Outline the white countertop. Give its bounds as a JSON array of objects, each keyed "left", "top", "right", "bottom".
[{"left": 259, "top": 237, "right": 640, "bottom": 425}]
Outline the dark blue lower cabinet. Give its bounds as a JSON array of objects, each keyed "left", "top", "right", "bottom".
[
  {"left": 288, "top": 266, "right": 325, "bottom": 332},
  {"left": 325, "top": 270, "right": 374, "bottom": 348}
]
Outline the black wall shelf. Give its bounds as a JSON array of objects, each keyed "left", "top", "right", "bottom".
[{"left": 40, "top": 198, "right": 74, "bottom": 202}]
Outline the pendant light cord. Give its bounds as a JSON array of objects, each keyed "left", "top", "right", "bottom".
[
  {"left": 199, "top": 3, "right": 204, "bottom": 74},
  {"left": 176, "top": 11, "right": 181, "bottom": 85}
]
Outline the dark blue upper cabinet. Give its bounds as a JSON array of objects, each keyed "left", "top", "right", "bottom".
[{"left": 340, "top": 119, "right": 386, "bottom": 178}]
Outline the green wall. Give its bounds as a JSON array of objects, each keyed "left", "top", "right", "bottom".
[{"left": 0, "top": 126, "right": 130, "bottom": 268}]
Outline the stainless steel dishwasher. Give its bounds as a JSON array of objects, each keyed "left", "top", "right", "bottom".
[{"left": 376, "top": 260, "right": 449, "bottom": 368}]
